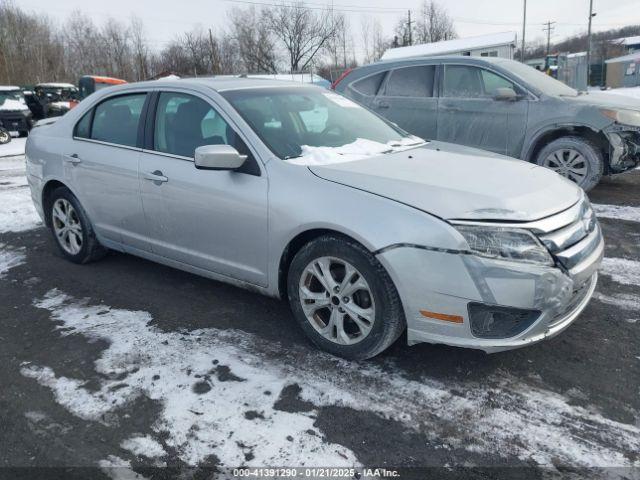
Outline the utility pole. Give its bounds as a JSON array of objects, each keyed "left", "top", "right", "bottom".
[
  {"left": 543, "top": 20, "right": 556, "bottom": 57},
  {"left": 407, "top": 10, "right": 413, "bottom": 46},
  {"left": 586, "top": 0, "right": 596, "bottom": 86},
  {"left": 521, "top": 0, "right": 527, "bottom": 62}
]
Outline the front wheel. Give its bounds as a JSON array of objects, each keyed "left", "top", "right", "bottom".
[
  {"left": 0, "top": 128, "right": 11, "bottom": 144},
  {"left": 287, "top": 235, "right": 405, "bottom": 360},
  {"left": 535, "top": 136, "right": 604, "bottom": 191},
  {"left": 47, "top": 187, "right": 107, "bottom": 264}
]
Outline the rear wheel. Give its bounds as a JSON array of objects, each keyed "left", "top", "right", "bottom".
[
  {"left": 48, "top": 187, "right": 107, "bottom": 264},
  {"left": 535, "top": 136, "right": 603, "bottom": 191},
  {"left": 287, "top": 235, "right": 405, "bottom": 360}
]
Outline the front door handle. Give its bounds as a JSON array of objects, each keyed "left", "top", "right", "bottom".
[
  {"left": 143, "top": 170, "right": 168, "bottom": 184},
  {"left": 64, "top": 153, "right": 82, "bottom": 164},
  {"left": 375, "top": 100, "right": 390, "bottom": 109}
]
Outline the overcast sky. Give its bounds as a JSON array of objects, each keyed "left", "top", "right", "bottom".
[{"left": 17, "top": 0, "right": 640, "bottom": 59}]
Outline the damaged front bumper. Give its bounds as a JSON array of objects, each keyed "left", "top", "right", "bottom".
[
  {"left": 606, "top": 126, "right": 640, "bottom": 173},
  {"left": 376, "top": 199, "right": 604, "bottom": 353}
]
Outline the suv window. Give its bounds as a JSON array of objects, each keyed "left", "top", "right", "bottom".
[
  {"left": 91, "top": 94, "right": 146, "bottom": 147},
  {"left": 443, "top": 65, "right": 518, "bottom": 98},
  {"left": 154, "top": 92, "right": 252, "bottom": 161},
  {"left": 352, "top": 72, "right": 385, "bottom": 96},
  {"left": 385, "top": 66, "right": 435, "bottom": 97}
]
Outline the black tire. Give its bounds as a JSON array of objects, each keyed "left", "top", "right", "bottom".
[
  {"left": 535, "top": 136, "right": 604, "bottom": 191},
  {"left": 287, "top": 234, "right": 405, "bottom": 360},
  {"left": 47, "top": 186, "right": 107, "bottom": 264},
  {"left": 0, "top": 128, "right": 10, "bottom": 144}
]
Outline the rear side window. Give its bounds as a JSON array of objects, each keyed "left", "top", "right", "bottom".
[
  {"left": 385, "top": 66, "right": 435, "bottom": 97},
  {"left": 352, "top": 72, "right": 385, "bottom": 96},
  {"left": 74, "top": 110, "right": 92, "bottom": 138},
  {"left": 91, "top": 94, "right": 146, "bottom": 147}
]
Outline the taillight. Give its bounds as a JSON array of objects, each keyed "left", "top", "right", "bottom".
[{"left": 331, "top": 68, "right": 353, "bottom": 90}]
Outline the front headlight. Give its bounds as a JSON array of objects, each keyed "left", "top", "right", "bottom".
[
  {"left": 601, "top": 108, "right": 640, "bottom": 128},
  {"left": 453, "top": 224, "right": 554, "bottom": 266}
]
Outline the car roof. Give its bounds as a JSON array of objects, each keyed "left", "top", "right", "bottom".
[{"left": 124, "top": 77, "right": 312, "bottom": 93}]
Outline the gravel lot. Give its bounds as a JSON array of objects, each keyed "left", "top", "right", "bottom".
[{"left": 0, "top": 145, "right": 638, "bottom": 479}]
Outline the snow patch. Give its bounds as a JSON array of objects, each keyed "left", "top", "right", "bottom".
[
  {"left": 121, "top": 436, "right": 166, "bottom": 459},
  {"left": 0, "top": 172, "right": 41, "bottom": 232},
  {"left": 600, "top": 257, "right": 640, "bottom": 285},
  {"left": 597, "top": 86, "right": 640, "bottom": 100},
  {"left": 593, "top": 291, "right": 640, "bottom": 311},
  {"left": 22, "top": 289, "right": 640, "bottom": 469},
  {"left": 593, "top": 203, "right": 640, "bottom": 223},
  {"left": 287, "top": 137, "right": 424, "bottom": 166},
  {"left": 0, "top": 137, "right": 27, "bottom": 158},
  {"left": 99, "top": 455, "right": 148, "bottom": 480},
  {"left": 0, "top": 243, "right": 26, "bottom": 278}
]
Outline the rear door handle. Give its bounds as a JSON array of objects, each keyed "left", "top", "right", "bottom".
[
  {"left": 143, "top": 170, "right": 168, "bottom": 184},
  {"left": 375, "top": 101, "right": 390, "bottom": 109},
  {"left": 64, "top": 153, "right": 82, "bottom": 164}
]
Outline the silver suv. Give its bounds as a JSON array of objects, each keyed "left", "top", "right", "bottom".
[
  {"left": 26, "top": 78, "right": 603, "bottom": 359},
  {"left": 334, "top": 56, "right": 640, "bottom": 191}
]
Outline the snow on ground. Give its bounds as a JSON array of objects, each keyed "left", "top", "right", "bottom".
[
  {"left": 19, "top": 289, "right": 640, "bottom": 470},
  {"left": 600, "top": 257, "right": 640, "bottom": 286},
  {"left": 0, "top": 137, "right": 26, "bottom": 158},
  {"left": 0, "top": 243, "right": 25, "bottom": 278},
  {"left": 593, "top": 203, "right": 640, "bottom": 223},
  {"left": 596, "top": 86, "right": 640, "bottom": 100},
  {"left": 0, "top": 153, "right": 41, "bottom": 233}
]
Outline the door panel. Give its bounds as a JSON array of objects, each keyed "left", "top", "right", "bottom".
[
  {"left": 66, "top": 93, "right": 149, "bottom": 249},
  {"left": 373, "top": 65, "right": 438, "bottom": 140},
  {"left": 437, "top": 65, "right": 528, "bottom": 156},
  {"left": 139, "top": 91, "right": 269, "bottom": 286}
]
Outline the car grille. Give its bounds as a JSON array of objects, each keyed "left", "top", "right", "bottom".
[
  {"left": 537, "top": 199, "right": 598, "bottom": 268},
  {"left": 0, "top": 114, "right": 28, "bottom": 131}
]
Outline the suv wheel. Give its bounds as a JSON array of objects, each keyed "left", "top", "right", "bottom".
[
  {"left": 535, "top": 136, "right": 604, "bottom": 191},
  {"left": 48, "top": 187, "right": 107, "bottom": 264},
  {"left": 0, "top": 128, "right": 11, "bottom": 144},
  {"left": 287, "top": 235, "right": 405, "bottom": 360}
]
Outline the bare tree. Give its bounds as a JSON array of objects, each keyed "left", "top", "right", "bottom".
[
  {"left": 228, "top": 7, "right": 278, "bottom": 74},
  {"left": 361, "top": 15, "right": 388, "bottom": 63},
  {"left": 130, "top": 16, "right": 149, "bottom": 80},
  {"left": 264, "top": 2, "right": 340, "bottom": 73},
  {"left": 414, "top": 1, "right": 456, "bottom": 44}
]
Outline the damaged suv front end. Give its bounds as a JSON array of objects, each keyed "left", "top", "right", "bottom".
[{"left": 602, "top": 108, "right": 640, "bottom": 173}]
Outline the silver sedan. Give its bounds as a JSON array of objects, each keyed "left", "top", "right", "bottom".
[{"left": 25, "top": 78, "right": 604, "bottom": 359}]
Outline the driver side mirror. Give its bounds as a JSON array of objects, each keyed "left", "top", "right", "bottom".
[
  {"left": 493, "top": 87, "right": 518, "bottom": 101},
  {"left": 195, "top": 145, "right": 247, "bottom": 171}
]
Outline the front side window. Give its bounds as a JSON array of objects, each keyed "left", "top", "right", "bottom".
[
  {"left": 74, "top": 110, "right": 92, "bottom": 138},
  {"left": 443, "top": 65, "right": 517, "bottom": 98},
  {"left": 385, "top": 66, "right": 435, "bottom": 98},
  {"left": 222, "top": 87, "right": 423, "bottom": 161},
  {"left": 154, "top": 92, "right": 244, "bottom": 158},
  {"left": 91, "top": 94, "right": 146, "bottom": 147}
]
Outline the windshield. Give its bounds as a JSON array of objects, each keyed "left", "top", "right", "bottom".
[
  {"left": 0, "top": 89, "right": 26, "bottom": 108},
  {"left": 222, "top": 87, "right": 424, "bottom": 162},
  {"left": 495, "top": 59, "right": 579, "bottom": 97}
]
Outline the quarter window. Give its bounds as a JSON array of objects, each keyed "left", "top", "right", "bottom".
[
  {"left": 154, "top": 92, "right": 251, "bottom": 160},
  {"left": 74, "top": 110, "right": 92, "bottom": 139},
  {"left": 385, "top": 66, "right": 435, "bottom": 97},
  {"left": 352, "top": 72, "right": 386, "bottom": 96},
  {"left": 91, "top": 94, "right": 146, "bottom": 147}
]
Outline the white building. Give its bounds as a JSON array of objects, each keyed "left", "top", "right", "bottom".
[{"left": 381, "top": 32, "right": 517, "bottom": 61}]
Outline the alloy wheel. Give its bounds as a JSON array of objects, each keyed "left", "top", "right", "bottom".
[
  {"left": 298, "top": 256, "right": 375, "bottom": 345},
  {"left": 0, "top": 130, "right": 10, "bottom": 144},
  {"left": 52, "top": 198, "right": 83, "bottom": 255},
  {"left": 543, "top": 148, "right": 588, "bottom": 184}
]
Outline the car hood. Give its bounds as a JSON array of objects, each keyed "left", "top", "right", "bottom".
[
  {"left": 309, "top": 143, "right": 582, "bottom": 221},
  {"left": 563, "top": 91, "right": 640, "bottom": 110}
]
